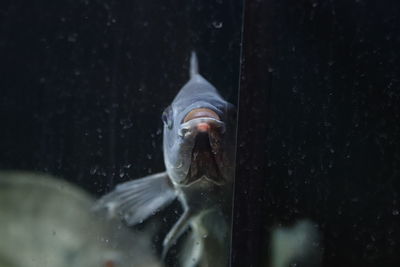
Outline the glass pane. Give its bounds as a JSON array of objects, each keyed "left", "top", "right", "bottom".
[
  {"left": 0, "top": 1, "right": 243, "bottom": 267},
  {"left": 232, "top": 1, "right": 400, "bottom": 267}
]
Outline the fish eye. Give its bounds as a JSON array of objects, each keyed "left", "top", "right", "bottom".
[{"left": 162, "top": 106, "right": 173, "bottom": 129}]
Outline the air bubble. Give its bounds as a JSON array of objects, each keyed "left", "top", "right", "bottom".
[{"left": 212, "top": 21, "right": 223, "bottom": 29}]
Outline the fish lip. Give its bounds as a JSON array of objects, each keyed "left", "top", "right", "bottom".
[
  {"left": 178, "top": 117, "right": 225, "bottom": 138},
  {"left": 182, "top": 107, "right": 220, "bottom": 123}
]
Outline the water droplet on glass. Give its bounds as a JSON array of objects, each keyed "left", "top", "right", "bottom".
[
  {"left": 67, "top": 33, "right": 77, "bottom": 42},
  {"left": 212, "top": 21, "right": 223, "bottom": 29},
  {"left": 120, "top": 118, "right": 133, "bottom": 129},
  {"left": 90, "top": 166, "right": 98, "bottom": 175}
]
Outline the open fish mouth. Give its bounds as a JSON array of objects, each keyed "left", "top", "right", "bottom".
[
  {"left": 178, "top": 108, "right": 225, "bottom": 186},
  {"left": 179, "top": 107, "right": 225, "bottom": 138}
]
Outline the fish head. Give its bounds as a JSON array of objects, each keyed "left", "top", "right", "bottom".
[{"left": 162, "top": 73, "right": 235, "bottom": 187}]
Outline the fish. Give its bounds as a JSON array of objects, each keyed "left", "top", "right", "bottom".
[
  {"left": 93, "top": 52, "right": 236, "bottom": 266},
  {"left": 0, "top": 171, "right": 162, "bottom": 267},
  {"left": 270, "top": 220, "right": 322, "bottom": 267}
]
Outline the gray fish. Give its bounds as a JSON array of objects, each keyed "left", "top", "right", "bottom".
[
  {"left": 270, "top": 220, "right": 322, "bottom": 267},
  {"left": 0, "top": 171, "right": 162, "bottom": 267},
  {"left": 94, "top": 52, "right": 236, "bottom": 265}
]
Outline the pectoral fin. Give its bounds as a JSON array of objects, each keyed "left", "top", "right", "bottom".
[
  {"left": 93, "top": 172, "right": 176, "bottom": 225},
  {"left": 162, "top": 209, "right": 193, "bottom": 259}
]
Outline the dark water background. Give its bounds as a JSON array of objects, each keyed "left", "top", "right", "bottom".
[
  {"left": 0, "top": 0, "right": 242, "bottom": 195},
  {"left": 1, "top": 0, "right": 400, "bottom": 267},
  {"left": 233, "top": 1, "right": 400, "bottom": 267}
]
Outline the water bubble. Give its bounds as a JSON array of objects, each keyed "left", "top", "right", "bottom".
[
  {"left": 120, "top": 118, "right": 133, "bottom": 129},
  {"left": 212, "top": 21, "right": 223, "bottom": 29},
  {"left": 67, "top": 33, "right": 77, "bottom": 42},
  {"left": 393, "top": 209, "right": 399, "bottom": 216},
  {"left": 123, "top": 163, "right": 132, "bottom": 169},
  {"left": 90, "top": 166, "right": 98, "bottom": 175}
]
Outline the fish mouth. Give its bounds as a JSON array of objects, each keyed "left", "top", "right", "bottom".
[
  {"left": 179, "top": 109, "right": 225, "bottom": 139},
  {"left": 179, "top": 109, "right": 225, "bottom": 186},
  {"left": 183, "top": 108, "right": 220, "bottom": 123}
]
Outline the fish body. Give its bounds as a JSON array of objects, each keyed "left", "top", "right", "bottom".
[
  {"left": 94, "top": 52, "right": 236, "bottom": 266},
  {"left": 0, "top": 171, "right": 162, "bottom": 267},
  {"left": 270, "top": 220, "right": 322, "bottom": 267}
]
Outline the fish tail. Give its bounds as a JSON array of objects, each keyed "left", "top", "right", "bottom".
[{"left": 190, "top": 51, "right": 199, "bottom": 78}]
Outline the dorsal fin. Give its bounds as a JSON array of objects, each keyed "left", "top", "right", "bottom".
[{"left": 190, "top": 51, "right": 199, "bottom": 78}]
